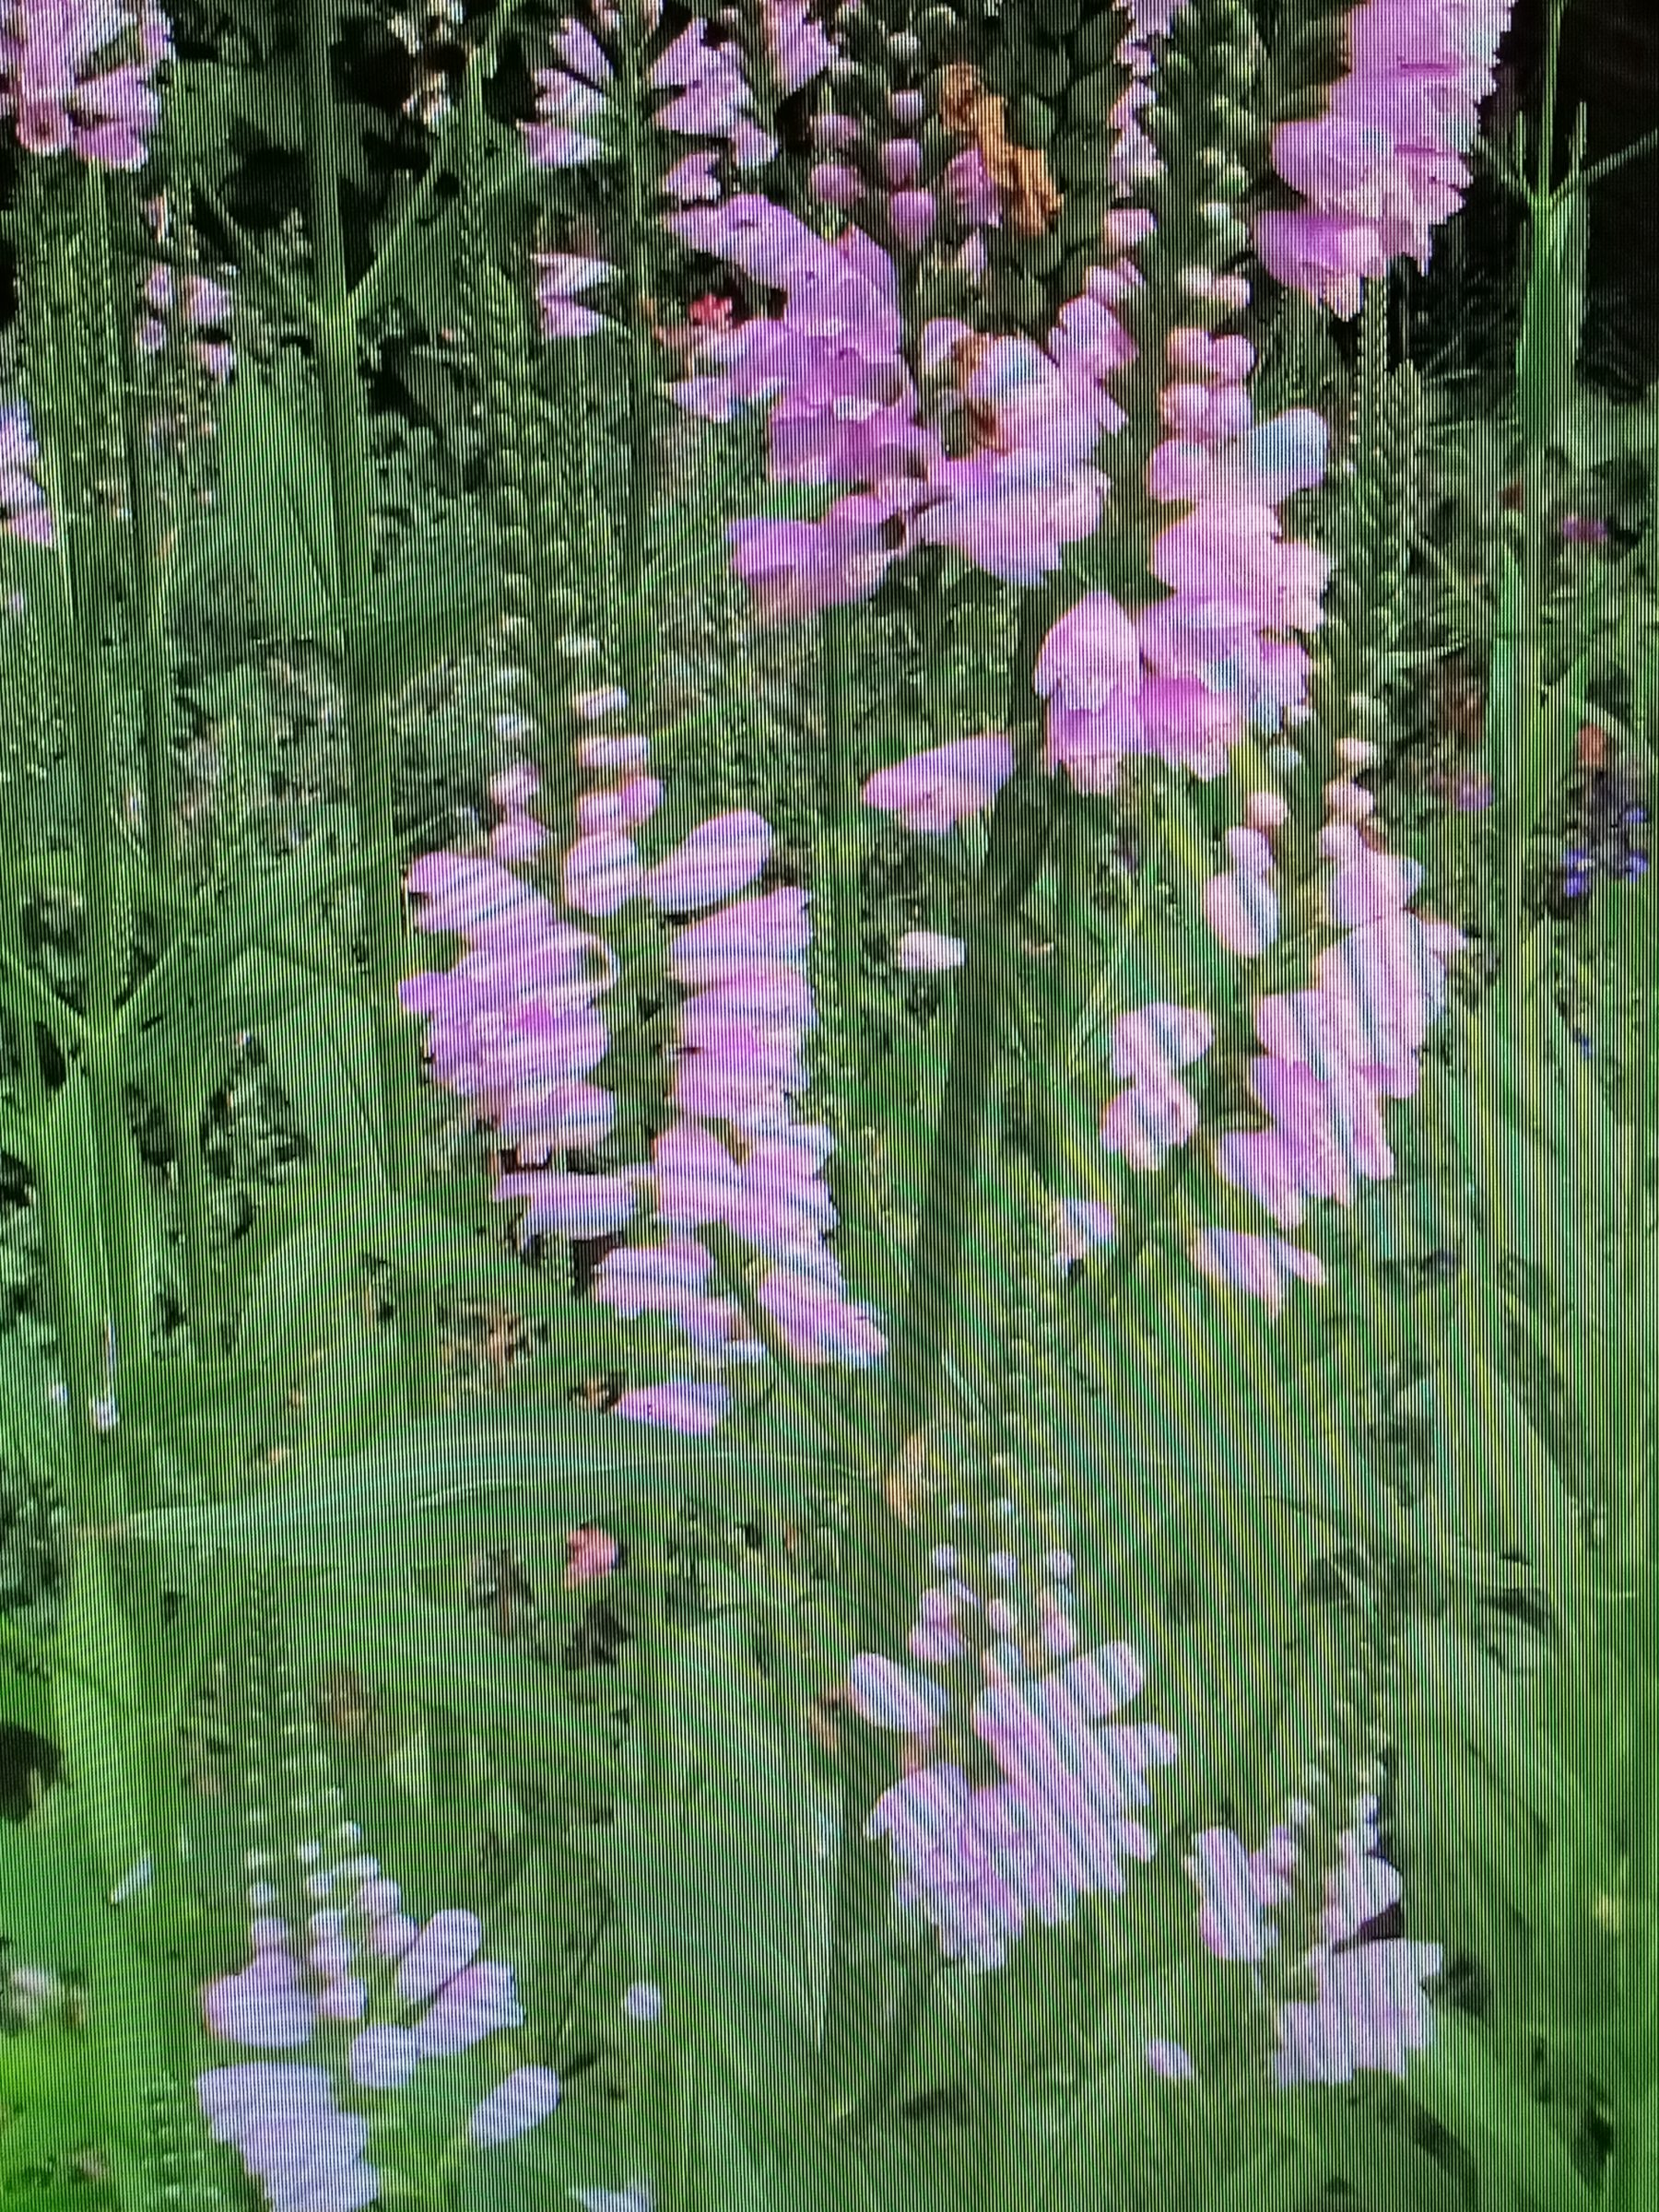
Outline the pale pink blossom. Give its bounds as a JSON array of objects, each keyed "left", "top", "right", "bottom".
[
  {"left": 863, "top": 736, "right": 1014, "bottom": 834},
  {"left": 466, "top": 2066, "right": 562, "bottom": 2149},
  {"left": 395, "top": 1911, "right": 483, "bottom": 2006},
  {"left": 1034, "top": 593, "right": 1142, "bottom": 712},
  {"left": 642, "top": 809, "right": 774, "bottom": 911},
  {"left": 898, "top": 930, "right": 966, "bottom": 972},
  {"left": 1100, "top": 1077, "right": 1201, "bottom": 1172},
  {"left": 1109, "top": 1003, "right": 1214, "bottom": 1087},
  {"left": 563, "top": 831, "right": 643, "bottom": 917},
  {"left": 1274, "top": 1940, "right": 1443, "bottom": 2086},
  {"left": 1202, "top": 865, "right": 1279, "bottom": 959},
  {"left": 613, "top": 1379, "right": 731, "bottom": 1433},
  {"left": 1186, "top": 1823, "right": 1300, "bottom": 1961},
  {"left": 495, "top": 1170, "right": 641, "bottom": 1244},
  {"left": 1190, "top": 1228, "right": 1326, "bottom": 1317}
]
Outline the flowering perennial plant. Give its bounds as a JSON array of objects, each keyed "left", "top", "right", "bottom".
[{"left": 0, "top": 3, "right": 1652, "bottom": 2212}]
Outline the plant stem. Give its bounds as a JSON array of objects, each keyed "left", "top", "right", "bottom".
[{"left": 818, "top": 631, "right": 1056, "bottom": 2106}]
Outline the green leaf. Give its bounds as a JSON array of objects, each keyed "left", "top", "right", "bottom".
[
  {"left": 113, "top": 1401, "right": 834, "bottom": 1564},
  {"left": 1408, "top": 2011, "right": 1595, "bottom": 2212},
  {"left": 1516, "top": 190, "right": 1588, "bottom": 455},
  {"left": 1425, "top": 1332, "right": 1581, "bottom": 1584},
  {"left": 113, "top": 820, "right": 427, "bottom": 1056},
  {"left": 171, "top": 362, "right": 339, "bottom": 636}
]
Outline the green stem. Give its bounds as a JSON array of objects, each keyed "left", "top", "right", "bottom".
[
  {"left": 618, "top": 3, "right": 660, "bottom": 592},
  {"left": 1535, "top": 1, "right": 1568, "bottom": 210},
  {"left": 300, "top": 0, "right": 445, "bottom": 1418},
  {"left": 189, "top": 172, "right": 309, "bottom": 321},
  {"left": 112, "top": 180, "right": 182, "bottom": 881},
  {"left": 818, "top": 709, "right": 1055, "bottom": 2104}
]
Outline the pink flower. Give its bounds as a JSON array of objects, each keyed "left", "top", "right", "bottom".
[
  {"left": 1100, "top": 1077, "right": 1201, "bottom": 1172},
  {"left": 862, "top": 735, "right": 1015, "bottom": 834},
  {"left": 757, "top": 1247, "right": 887, "bottom": 1367},
  {"left": 412, "top": 1959, "right": 524, "bottom": 2057},
  {"left": 348, "top": 2024, "right": 420, "bottom": 2090},
  {"left": 847, "top": 1654, "right": 952, "bottom": 1732},
  {"left": 651, "top": 1124, "right": 742, "bottom": 1229},
  {"left": 1190, "top": 1228, "right": 1326, "bottom": 1317},
  {"left": 1273, "top": 1940, "right": 1443, "bottom": 2086},
  {"left": 864, "top": 1641, "right": 1177, "bottom": 1971},
  {"left": 495, "top": 1170, "right": 641, "bottom": 1244},
  {"left": 202, "top": 1958, "right": 317, "bottom": 2052},
  {"left": 1109, "top": 1003, "right": 1214, "bottom": 1088},
  {"left": 466, "top": 2066, "right": 562, "bottom": 2150},
  {"left": 564, "top": 1525, "right": 620, "bottom": 1588},
  {"left": 726, "top": 491, "right": 911, "bottom": 622},
  {"left": 1202, "top": 864, "right": 1279, "bottom": 959},
  {"left": 394, "top": 1910, "right": 484, "bottom": 2006},
  {"left": 889, "top": 187, "right": 938, "bottom": 251},
  {"left": 613, "top": 1379, "right": 731, "bottom": 1433},
  {"left": 761, "top": 0, "right": 836, "bottom": 96},
  {"left": 1253, "top": 209, "right": 1389, "bottom": 320},
  {"left": 1034, "top": 593, "right": 1142, "bottom": 712},
  {"left": 1325, "top": 846, "right": 1425, "bottom": 927},
  {"left": 1186, "top": 1825, "right": 1300, "bottom": 1962},
  {"left": 532, "top": 253, "right": 617, "bottom": 340}
]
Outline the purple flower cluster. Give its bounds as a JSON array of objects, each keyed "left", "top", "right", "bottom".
[
  {"left": 660, "top": 190, "right": 1135, "bottom": 613},
  {"left": 0, "top": 400, "right": 53, "bottom": 547},
  {"left": 520, "top": 0, "right": 830, "bottom": 215},
  {"left": 1177, "top": 1794, "right": 1442, "bottom": 2087},
  {"left": 848, "top": 1524, "right": 1179, "bottom": 1971},
  {"left": 402, "top": 681, "right": 886, "bottom": 1432},
  {"left": 1254, "top": 0, "right": 1517, "bottom": 317},
  {"left": 199, "top": 1860, "right": 559, "bottom": 2208},
  {"left": 0, "top": 0, "right": 172, "bottom": 171}
]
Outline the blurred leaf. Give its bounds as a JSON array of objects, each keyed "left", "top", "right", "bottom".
[{"left": 1408, "top": 2011, "right": 1595, "bottom": 2212}]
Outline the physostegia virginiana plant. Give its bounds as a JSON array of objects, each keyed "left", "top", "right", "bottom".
[{"left": 0, "top": 5, "right": 1652, "bottom": 2211}]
